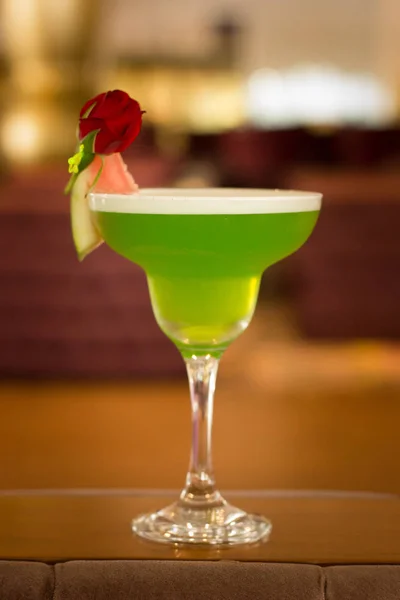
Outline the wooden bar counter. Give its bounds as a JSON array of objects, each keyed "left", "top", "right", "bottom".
[{"left": 1, "top": 492, "right": 400, "bottom": 564}]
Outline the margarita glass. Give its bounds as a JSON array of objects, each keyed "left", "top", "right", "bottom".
[{"left": 89, "top": 188, "right": 322, "bottom": 545}]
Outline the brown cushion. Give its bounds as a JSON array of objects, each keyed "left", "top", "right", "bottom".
[
  {"left": 0, "top": 561, "right": 53, "bottom": 600},
  {"left": 326, "top": 566, "right": 400, "bottom": 600},
  {"left": 2, "top": 560, "right": 400, "bottom": 599},
  {"left": 0, "top": 212, "right": 183, "bottom": 377},
  {"left": 54, "top": 561, "right": 323, "bottom": 600}
]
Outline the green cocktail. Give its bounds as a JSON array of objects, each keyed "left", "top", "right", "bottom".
[
  {"left": 91, "top": 189, "right": 319, "bottom": 357},
  {"left": 90, "top": 188, "right": 322, "bottom": 545}
]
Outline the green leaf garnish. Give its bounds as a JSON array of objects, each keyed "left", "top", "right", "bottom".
[{"left": 64, "top": 130, "right": 100, "bottom": 195}]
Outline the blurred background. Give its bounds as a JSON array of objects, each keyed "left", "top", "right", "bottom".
[{"left": 0, "top": 0, "right": 399, "bottom": 495}]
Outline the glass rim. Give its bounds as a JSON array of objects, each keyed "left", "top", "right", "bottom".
[{"left": 89, "top": 187, "right": 322, "bottom": 215}]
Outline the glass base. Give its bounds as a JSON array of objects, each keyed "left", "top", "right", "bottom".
[{"left": 132, "top": 497, "right": 272, "bottom": 546}]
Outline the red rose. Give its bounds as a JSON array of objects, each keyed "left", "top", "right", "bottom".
[{"left": 78, "top": 90, "right": 144, "bottom": 154}]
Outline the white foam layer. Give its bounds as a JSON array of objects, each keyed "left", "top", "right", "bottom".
[{"left": 89, "top": 188, "right": 322, "bottom": 215}]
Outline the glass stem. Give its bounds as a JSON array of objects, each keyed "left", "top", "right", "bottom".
[{"left": 179, "top": 355, "right": 223, "bottom": 507}]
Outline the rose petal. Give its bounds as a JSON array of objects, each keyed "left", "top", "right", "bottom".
[
  {"left": 115, "top": 114, "right": 143, "bottom": 152},
  {"left": 90, "top": 90, "right": 130, "bottom": 119},
  {"left": 79, "top": 93, "right": 106, "bottom": 118},
  {"left": 78, "top": 117, "right": 105, "bottom": 141},
  {"left": 92, "top": 126, "right": 126, "bottom": 154},
  {"left": 100, "top": 115, "right": 127, "bottom": 136}
]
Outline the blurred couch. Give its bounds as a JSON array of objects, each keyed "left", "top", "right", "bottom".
[
  {"left": 191, "top": 126, "right": 400, "bottom": 188},
  {"left": 283, "top": 168, "right": 400, "bottom": 339}
]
